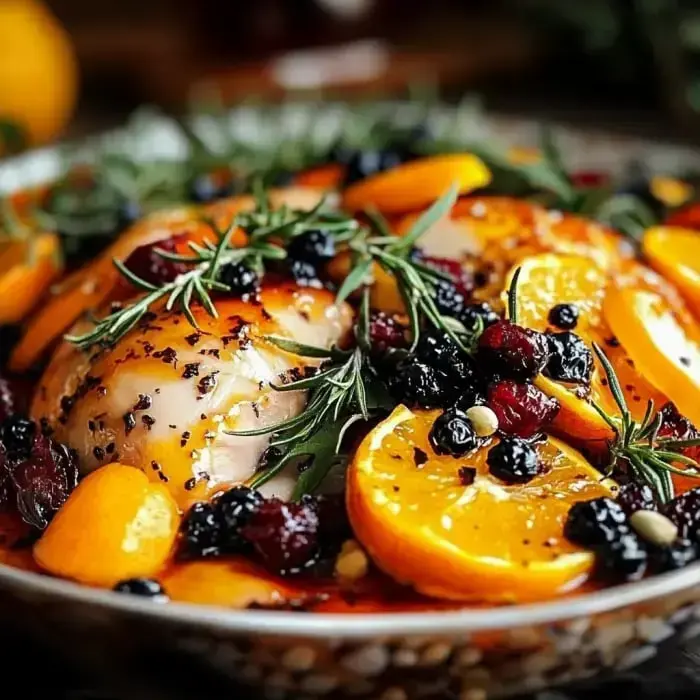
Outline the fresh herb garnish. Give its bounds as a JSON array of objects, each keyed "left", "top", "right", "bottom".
[{"left": 592, "top": 343, "right": 700, "bottom": 502}]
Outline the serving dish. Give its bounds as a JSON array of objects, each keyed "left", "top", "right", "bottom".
[{"left": 2, "top": 100, "right": 700, "bottom": 699}]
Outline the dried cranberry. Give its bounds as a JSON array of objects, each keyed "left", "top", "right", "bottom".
[
  {"left": 616, "top": 481, "right": 658, "bottom": 517},
  {"left": 477, "top": 321, "right": 549, "bottom": 381},
  {"left": 242, "top": 498, "right": 320, "bottom": 575},
  {"left": 367, "top": 311, "right": 407, "bottom": 353},
  {"left": 662, "top": 488, "right": 700, "bottom": 541},
  {"left": 122, "top": 234, "right": 190, "bottom": 287},
  {"left": 487, "top": 380, "right": 559, "bottom": 438},
  {"left": 543, "top": 332, "right": 593, "bottom": 384},
  {"left": 658, "top": 402, "right": 700, "bottom": 462}
]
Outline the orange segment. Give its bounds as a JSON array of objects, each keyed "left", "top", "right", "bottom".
[
  {"left": 33, "top": 463, "right": 179, "bottom": 588},
  {"left": 643, "top": 227, "right": 700, "bottom": 312},
  {"left": 0, "top": 232, "right": 61, "bottom": 324},
  {"left": 603, "top": 282, "right": 700, "bottom": 428},
  {"left": 342, "top": 154, "right": 491, "bottom": 214},
  {"left": 348, "top": 406, "right": 615, "bottom": 603},
  {"left": 293, "top": 163, "right": 345, "bottom": 190}
]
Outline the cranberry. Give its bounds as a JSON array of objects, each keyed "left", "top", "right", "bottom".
[
  {"left": 487, "top": 380, "right": 559, "bottom": 438},
  {"left": 242, "top": 498, "right": 320, "bottom": 575},
  {"left": 122, "top": 234, "right": 190, "bottom": 287},
  {"left": 616, "top": 482, "right": 658, "bottom": 517},
  {"left": 367, "top": 311, "right": 407, "bottom": 353},
  {"left": 662, "top": 488, "right": 700, "bottom": 541},
  {"left": 658, "top": 402, "right": 700, "bottom": 463},
  {"left": 477, "top": 321, "right": 549, "bottom": 381}
]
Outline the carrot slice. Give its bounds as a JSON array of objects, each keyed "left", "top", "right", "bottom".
[
  {"left": 342, "top": 154, "right": 491, "bottom": 214},
  {"left": 348, "top": 406, "right": 615, "bottom": 603}
]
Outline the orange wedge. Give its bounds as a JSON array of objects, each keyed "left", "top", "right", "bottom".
[
  {"left": 294, "top": 163, "right": 345, "bottom": 190},
  {"left": 643, "top": 227, "right": 700, "bottom": 313},
  {"left": 342, "top": 154, "right": 491, "bottom": 214},
  {"left": 0, "top": 232, "right": 61, "bottom": 324},
  {"left": 348, "top": 406, "right": 615, "bottom": 603}
]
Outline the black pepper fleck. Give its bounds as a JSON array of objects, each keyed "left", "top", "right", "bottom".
[
  {"left": 413, "top": 447, "right": 428, "bottom": 466},
  {"left": 123, "top": 412, "right": 136, "bottom": 435},
  {"left": 133, "top": 394, "right": 152, "bottom": 411},
  {"left": 182, "top": 363, "right": 200, "bottom": 379}
]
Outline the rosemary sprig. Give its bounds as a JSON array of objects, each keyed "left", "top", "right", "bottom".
[{"left": 591, "top": 343, "right": 700, "bottom": 503}]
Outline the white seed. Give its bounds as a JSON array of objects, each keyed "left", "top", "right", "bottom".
[
  {"left": 465, "top": 405, "right": 499, "bottom": 437},
  {"left": 630, "top": 510, "right": 678, "bottom": 546},
  {"left": 335, "top": 539, "right": 369, "bottom": 581}
]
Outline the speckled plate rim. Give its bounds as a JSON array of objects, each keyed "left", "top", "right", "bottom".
[{"left": 2, "top": 101, "right": 700, "bottom": 640}]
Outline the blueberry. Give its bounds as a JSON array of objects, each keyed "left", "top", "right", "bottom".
[
  {"left": 429, "top": 408, "right": 480, "bottom": 457},
  {"left": 218, "top": 262, "right": 259, "bottom": 296},
  {"left": 288, "top": 258, "right": 321, "bottom": 287},
  {"left": 543, "top": 332, "right": 593, "bottom": 384},
  {"left": 113, "top": 578, "right": 168, "bottom": 600},
  {"left": 459, "top": 302, "right": 499, "bottom": 333},
  {"left": 216, "top": 486, "right": 264, "bottom": 553},
  {"left": 179, "top": 502, "right": 222, "bottom": 558},
  {"left": 548, "top": 303, "right": 579, "bottom": 330},
  {"left": 287, "top": 230, "right": 335, "bottom": 265},
  {"left": 564, "top": 497, "right": 630, "bottom": 547},
  {"left": 486, "top": 437, "right": 540, "bottom": 484}
]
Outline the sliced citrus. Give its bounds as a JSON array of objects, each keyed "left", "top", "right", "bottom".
[
  {"left": 643, "top": 227, "right": 700, "bottom": 312},
  {"left": 603, "top": 281, "right": 700, "bottom": 428},
  {"left": 342, "top": 154, "right": 491, "bottom": 214},
  {"left": 347, "top": 406, "right": 615, "bottom": 603}
]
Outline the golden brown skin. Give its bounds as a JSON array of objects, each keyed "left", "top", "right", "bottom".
[{"left": 32, "top": 284, "right": 352, "bottom": 509}]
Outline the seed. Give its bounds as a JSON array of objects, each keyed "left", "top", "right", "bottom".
[
  {"left": 465, "top": 405, "right": 499, "bottom": 437},
  {"left": 630, "top": 510, "right": 678, "bottom": 546}
]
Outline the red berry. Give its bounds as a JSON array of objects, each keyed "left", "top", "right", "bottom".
[
  {"left": 658, "top": 402, "right": 700, "bottom": 462},
  {"left": 477, "top": 321, "right": 549, "bottom": 380},
  {"left": 122, "top": 233, "right": 191, "bottom": 287},
  {"left": 367, "top": 311, "right": 407, "bottom": 353},
  {"left": 421, "top": 255, "right": 474, "bottom": 296},
  {"left": 242, "top": 498, "right": 320, "bottom": 575},
  {"left": 487, "top": 380, "right": 559, "bottom": 438}
]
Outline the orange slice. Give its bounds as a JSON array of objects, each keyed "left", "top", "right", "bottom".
[
  {"left": 342, "top": 154, "right": 491, "bottom": 214},
  {"left": 348, "top": 406, "right": 615, "bottom": 603},
  {"left": 603, "top": 281, "right": 700, "bottom": 428},
  {"left": 643, "top": 227, "right": 700, "bottom": 313}
]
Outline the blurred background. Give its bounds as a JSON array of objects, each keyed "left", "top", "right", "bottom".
[{"left": 4, "top": 0, "right": 700, "bottom": 154}]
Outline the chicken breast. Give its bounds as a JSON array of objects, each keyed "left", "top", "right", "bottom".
[{"left": 31, "top": 284, "right": 353, "bottom": 508}]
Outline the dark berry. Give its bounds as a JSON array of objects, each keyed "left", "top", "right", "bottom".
[
  {"left": 649, "top": 538, "right": 699, "bottom": 573},
  {"left": 343, "top": 148, "right": 413, "bottom": 186},
  {"left": 0, "top": 415, "right": 36, "bottom": 457},
  {"left": 429, "top": 408, "right": 480, "bottom": 457},
  {"left": 189, "top": 173, "right": 232, "bottom": 203},
  {"left": 477, "top": 321, "right": 549, "bottom": 381},
  {"left": 564, "top": 497, "right": 630, "bottom": 547},
  {"left": 543, "top": 332, "right": 593, "bottom": 384},
  {"left": 122, "top": 234, "right": 190, "bottom": 287},
  {"left": 415, "top": 331, "right": 478, "bottom": 389},
  {"left": 113, "top": 578, "right": 168, "bottom": 600},
  {"left": 242, "top": 498, "right": 320, "bottom": 575},
  {"left": 459, "top": 302, "right": 499, "bottom": 333},
  {"left": 387, "top": 361, "right": 450, "bottom": 409},
  {"left": 658, "top": 402, "right": 700, "bottom": 462},
  {"left": 367, "top": 311, "right": 407, "bottom": 354},
  {"left": 434, "top": 280, "right": 467, "bottom": 319},
  {"left": 487, "top": 380, "right": 559, "bottom": 438},
  {"left": 179, "top": 502, "right": 222, "bottom": 558},
  {"left": 662, "top": 488, "right": 700, "bottom": 541},
  {"left": 0, "top": 375, "right": 15, "bottom": 422},
  {"left": 313, "top": 493, "right": 352, "bottom": 559},
  {"left": 548, "top": 303, "right": 579, "bottom": 330},
  {"left": 595, "top": 533, "right": 648, "bottom": 582},
  {"left": 287, "top": 230, "right": 335, "bottom": 264},
  {"left": 217, "top": 262, "right": 259, "bottom": 297},
  {"left": 616, "top": 481, "right": 658, "bottom": 517},
  {"left": 487, "top": 437, "right": 540, "bottom": 484},
  {"left": 215, "top": 485, "right": 264, "bottom": 553},
  {"left": 288, "top": 258, "right": 321, "bottom": 287}
]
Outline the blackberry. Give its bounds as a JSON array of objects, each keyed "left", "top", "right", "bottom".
[
  {"left": 459, "top": 302, "right": 499, "bottom": 333},
  {"left": 217, "top": 262, "right": 259, "bottom": 297},
  {"left": 486, "top": 437, "right": 540, "bottom": 484},
  {"left": 0, "top": 415, "right": 36, "bottom": 458},
  {"left": 486, "top": 380, "right": 559, "bottom": 438},
  {"left": 477, "top": 321, "right": 549, "bottom": 381},
  {"left": 434, "top": 280, "right": 466, "bottom": 319},
  {"left": 288, "top": 258, "right": 321, "bottom": 287},
  {"left": 415, "top": 331, "right": 478, "bottom": 388},
  {"left": 564, "top": 497, "right": 629, "bottom": 547},
  {"left": 616, "top": 482, "right": 658, "bottom": 517},
  {"left": 662, "top": 488, "right": 700, "bottom": 541},
  {"left": 543, "top": 332, "right": 593, "bottom": 384},
  {"left": 429, "top": 408, "right": 480, "bottom": 457},
  {"left": 548, "top": 303, "right": 579, "bottom": 330},
  {"left": 649, "top": 538, "right": 699, "bottom": 573},
  {"left": 179, "top": 502, "right": 222, "bottom": 558},
  {"left": 216, "top": 486, "right": 264, "bottom": 553},
  {"left": 287, "top": 230, "right": 335, "bottom": 264},
  {"left": 387, "top": 361, "right": 451, "bottom": 409},
  {"left": 113, "top": 578, "right": 168, "bottom": 600},
  {"left": 595, "top": 533, "right": 648, "bottom": 582}
]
